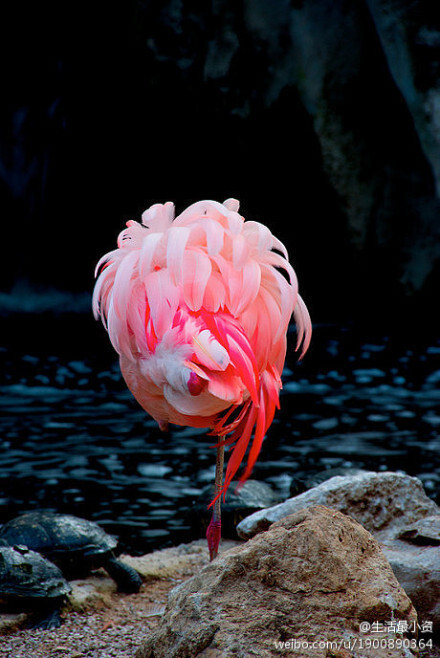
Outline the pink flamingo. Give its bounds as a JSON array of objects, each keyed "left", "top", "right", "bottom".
[{"left": 93, "top": 198, "right": 311, "bottom": 560}]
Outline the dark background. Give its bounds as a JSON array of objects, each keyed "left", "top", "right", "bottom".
[
  {"left": 2, "top": 0, "right": 440, "bottom": 336},
  {"left": 1, "top": 1, "right": 440, "bottom": 560}
]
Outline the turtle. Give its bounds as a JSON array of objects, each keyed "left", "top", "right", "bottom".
[
  {"left": 0, "top": 511, "right": 142, "bottom": 593},
  {"left": 0, "top": 544, "right": 71, "bottom": 629}
]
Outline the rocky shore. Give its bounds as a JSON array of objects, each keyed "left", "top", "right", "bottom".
[
  {"left": 1, "top": 471, "right": 440, "bottom": 657},
  {"left": 0, "top": 540, "right": 235, "bottom": 657}
]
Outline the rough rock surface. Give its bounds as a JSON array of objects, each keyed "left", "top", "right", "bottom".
[
  {"left": 366, "top": 0, "right": 440, "bottom": 198},
  {"left": 137, "top": 506, "right": 417, "bottom": 658},
  {"left": 237, "top": 470, "right": 440, "bottom": 632},
  {"left": 381, "top": 538, "right": 440, "bottom": 638},
  {"left": 236, "top": 471, "right": 440, "bottom": 539},
  {"left": 204, "top": 0, "right": 440, "bottom": 300}
]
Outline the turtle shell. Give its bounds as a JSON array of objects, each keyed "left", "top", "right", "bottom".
[
  {"left": 0, "top": 512, "right": 117, "bottom": 577},
  {"left": 0, "top": 545, "right": 71, "bottom": 602}
]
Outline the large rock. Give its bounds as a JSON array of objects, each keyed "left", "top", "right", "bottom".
[
  {"left": 237, "top": 470, "right": 440, "bottom": 633},
  {"left": 236, "top": 470, "right": 440, "bottom": 539},
  {"left": 137, "top": 506, "right": 417, "bottom": 658},
  {"left": 212, "top": 0, "right": 440, "bottom": 301},
  {"left": 383, "top": 515, "right": 440, "bottom": 638},
  {"left": 363, "top": 0, "right": 440, "bottom": 292},
  {"left": 381, "top": 538, "right": 440, "bottom": 638}
]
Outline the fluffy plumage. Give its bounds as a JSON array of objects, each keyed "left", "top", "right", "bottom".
[{"left": 93, "top": 198, "right": 311, "bottom": 501}]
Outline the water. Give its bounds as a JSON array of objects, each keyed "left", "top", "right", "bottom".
[{"left": 1, "top": 312, "right": 440, "bottom": 555}]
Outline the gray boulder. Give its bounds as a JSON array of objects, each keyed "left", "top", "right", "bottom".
[{"left": 236, "top": 470, "right": 440, "bottom": 539}]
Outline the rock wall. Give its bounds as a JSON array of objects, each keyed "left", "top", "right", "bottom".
[{"left": 1, "top": 1, "right": 439, "bottom": 324}]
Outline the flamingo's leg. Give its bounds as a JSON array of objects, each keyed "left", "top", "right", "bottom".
[{"left": 206, "top": 441, "right": 225, "bottom": 561}]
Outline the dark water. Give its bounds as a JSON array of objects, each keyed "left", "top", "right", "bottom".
[{"left": 1, "top": 311, "right": 440, "bottom": 555}]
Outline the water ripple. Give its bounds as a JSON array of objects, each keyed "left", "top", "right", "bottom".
[{"left": 1, "top": 322, "right": 440, "bottom": 554}]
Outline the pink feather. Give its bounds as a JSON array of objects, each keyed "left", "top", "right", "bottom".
[{"left": 93, "top": 198, "right": 312, "bottom": 505}]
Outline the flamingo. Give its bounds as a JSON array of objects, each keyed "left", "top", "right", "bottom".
[{"left": 93, "top": 198, "right": 311, "bottom": 560}]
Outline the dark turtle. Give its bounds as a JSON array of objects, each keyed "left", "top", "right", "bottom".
[
  {"left": 0, "top": 512, "right": 142, "bottom": 594},
  {"left": 0, "top": 544, "right": 71, "bottom": 629}
]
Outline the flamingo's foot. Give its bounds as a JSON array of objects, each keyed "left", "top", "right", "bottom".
[{"left": 206, "top": 517, "right": 221, "bottom": 561}]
